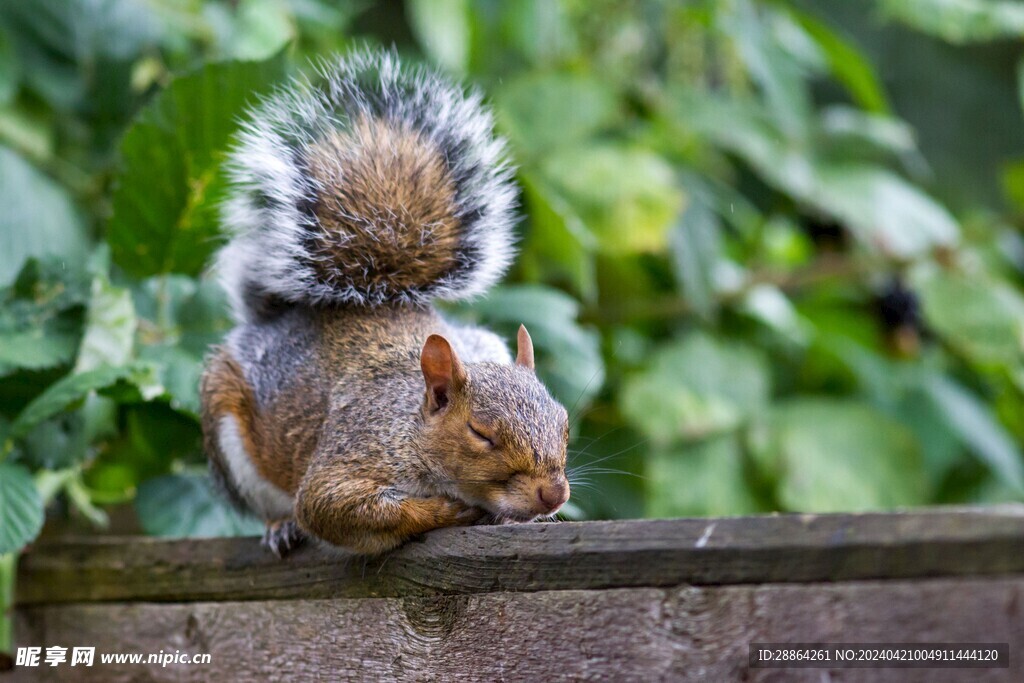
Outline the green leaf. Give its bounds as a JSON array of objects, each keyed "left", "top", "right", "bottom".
[
  {"left": 830, "top": 344, "right": 974, "bottom": 488},
  {"left": 669, "top": 92, "right": 958, "bottom": 258},
  {"left": 0, "top": 104, "right": 54, "bottom": 162},
  {"left": 139, "top": 345, "right": 204, "bottom": 416},
  {"left": 0, "top": 0, "right": 165, "bottom": 63},
  {"left": 497, "top": 0, "right": 575, "bottom": 66},
  {"left": 750, "top": 399, "right": 927, "bottom": 512},
  {"left": 1001, "top": 158, "right": 1024, "bottom": 213},
  {"left": 108, "top": 55, "right": 287, "bottom": 277},
  {"left": 0, "top": 331, "right": 78, "bottom": 376},
  {"left": 721, "top": 0, "right": 811, "bottom": 138},
  {"left": 790, "top": 9, "right": 890, "bottom": 113},
  {"left": 0, "top": 256, "right": 90, "bottom": 378},
  {"left": 82, "top": 393, "right": 118, "bottom": 442},
  {"left": 84, "top": 404, "right": 201, "bottom": 501},
  {"left": 740, "top": 284, "right": 811, "bottom": 346},
  {"left": 694, "top": 174, "right": 764, "bottom": 238},
  {"left": 214, "top": 0, "right": 296, "bottom": 61},
  {"left": 407, "top": 0, "right": 470, "bottom": 74},
  {"left": 0, "top": 148, "right": 88, "bottom": 285},
  {"left": 668, "top": 182, "right": 723, "bottom": 318},
  {"left": 136, "top": 473, "right": 262, "bottom": 538},
  {"left": 0, "top": 463, "right": 44, "bottom": 554},
  {"left": 0, "top": 0, "right": 166, "bottom": 114},
  {"left": 620, "top": 334, "right": 770, "bottom": 445},
  {"left": 22, "top": 411, "right": 88, "bottom": 470},
  {"left": 460, "top": 285, "right": 604, "bottom": 410},
  {"left": 65, "top": 475, "right": 109, "bottom": 528},
  {"left": 811, "top": 166, "right": 959, "bottom": 259},
  {"left": 1020, "top": 59, "right": 1024, "bottom": 121},
  {"left": 7, "top": 255, "right": 90, "bottom": 309},
  {"left": 646, "top": 435, "right": 761, "bottom": 517},
  {"left": 671, "top": 91, "right": 815, "bottom": 193},
  {"left": 132, "top": 275, "right": 193, "bottom": 327},
  {"left": 924, "top": 374, "right": 1024, "bottom": 494},
  {"left": 819, "top": 107, "right": 916, "bottom": 156},
  {"left": 9, "top": 363, "right": 162, "bottom": 440},
  {"left": 519, "top": 173, "right": 598, "bottom": 302},
  {"left": 878, "top": 0, "right": 1024, "bottom": 43},
  {"left": 0, "top": 2, "right": 79, "bottom": 109},
  {"left": 496, "top": 73, "right": 618, "bottom": 156},
  {"left": 75, "top": 276, "right": 137, "bottom": 372},
  {"left": 0, "top": 25, "right": 19, "bottom": 105},
  {"left": 132, "top": 275, "right": 232, "bottom": 415},
  {"left": 917, "top": 269, "right": 1024, "bottom": 367},
  {"left": 760, "top": 215, "right": 812, "bottom": 268},
  {"left": 893, "top": 387, "right": 962, "bottom": 485},
  {"left": 174, "top": 278, "right": 233, "bottom": 355},
  {"left": 541, "top": 144, "right": 684, "bottom": 254}
]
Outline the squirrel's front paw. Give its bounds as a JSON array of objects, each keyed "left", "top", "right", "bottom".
[{"left": 443, "top": 498, "right": 486, "bottom": 526}]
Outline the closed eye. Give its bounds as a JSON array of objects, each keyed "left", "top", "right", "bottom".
[
  {"left": 467, "top": 423, "right": 495, "bottom": 448},
  {"left": 492, "top": 471, "right": 524, "bottom": 486}
]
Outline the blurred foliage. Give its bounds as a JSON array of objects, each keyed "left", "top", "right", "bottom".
[{"left": 1, "top": 0, "right": 1024, "bottom": 558}]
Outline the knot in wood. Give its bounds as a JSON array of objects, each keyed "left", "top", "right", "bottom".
[{"left": 401, "top": 595, "right": 468, "bottom": 641}]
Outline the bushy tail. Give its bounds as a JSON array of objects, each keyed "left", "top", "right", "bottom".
[{"left": 218, "top": 48, "right": 517, "bottom": 321}]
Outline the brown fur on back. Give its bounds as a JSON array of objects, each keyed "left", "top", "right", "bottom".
[{"left": 305, "top": 116, "right": 462, "bottom": 294}]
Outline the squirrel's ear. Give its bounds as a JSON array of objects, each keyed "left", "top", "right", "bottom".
[
  {"left": 421, "top": 334, "right": 467, "bottom": 413},
  {"left": 516, "top": 324, "right": 535, "bottom": 371}
]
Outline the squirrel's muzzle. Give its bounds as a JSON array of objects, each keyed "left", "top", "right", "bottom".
[{"left": 536, "top": 479, "right": 570, "bottom": 514}]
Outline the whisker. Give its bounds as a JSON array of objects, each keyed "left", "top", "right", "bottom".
[
  {"left": 570, "top": 468, "right": 647, "bottom": 481},
  {"left": 569, "top": 466, "right": 637, "bottom": 476},
  {"left": 568, "top": 403, "right": 601, "bottom": 432},
  {"left": 567, "top": 367, "right": 604, "bottom": 428},
  {"left": 571, "top": 436, "right": 651, "bottom": 466},
  {"left": 568, "top": 425, "right": 626, "bottom": 459},
  {"left": 569, "top": 440, "right": 622, "bottom": 462}
]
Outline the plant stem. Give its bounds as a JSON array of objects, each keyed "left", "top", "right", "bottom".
[{"left": 0, "top": 552, "right": 15, "bottom": 671}]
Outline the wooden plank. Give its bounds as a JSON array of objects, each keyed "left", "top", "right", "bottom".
[
  {"left": 16, "top": 506, "right": 1024, "bottom": 604},
  {"left": 12, "top": 577, "right": 1024, "bottom": 682}
]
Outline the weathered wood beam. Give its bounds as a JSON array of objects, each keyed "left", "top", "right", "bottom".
[
  {"left": 17, "top": 506, "right": 1024, "bottom": 604},
  {"left": 13, "top": 577, "right": 1024, "bottom": 682}
]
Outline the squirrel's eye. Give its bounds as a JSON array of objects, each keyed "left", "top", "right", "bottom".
[{"left": 467, "top": 423, "right": 495, "bottom": 448}]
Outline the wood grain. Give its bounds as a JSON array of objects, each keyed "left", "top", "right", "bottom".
[
  {"left": 13, "top": 577, "right": 1024, "bottom": 682},
  {"left": 16, "top": 506, "right": 1024, "bottom": 604}
]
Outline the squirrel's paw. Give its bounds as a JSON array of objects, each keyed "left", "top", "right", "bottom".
[
  {"left": 444, "top": 498, "right": 486, "bottom": 526},
  {"left": 262, "top": 519, "right": 306, "bottom": 558}
]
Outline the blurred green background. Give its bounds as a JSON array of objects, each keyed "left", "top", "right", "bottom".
[{"left": 2, "top": 0, "right": 1024, "bottom": 555}]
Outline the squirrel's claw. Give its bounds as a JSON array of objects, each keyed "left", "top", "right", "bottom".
[{"left": 262, "top": 519, "right": 306, "bottom": 558}]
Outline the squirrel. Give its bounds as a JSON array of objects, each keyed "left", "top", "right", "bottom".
[{"left": 199, "top": 49, "right": 570, "bottom": 557}]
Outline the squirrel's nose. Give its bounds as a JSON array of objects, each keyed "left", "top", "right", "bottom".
[{"left": 536, "top": 480, "right": 569, "bottom": 513}]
